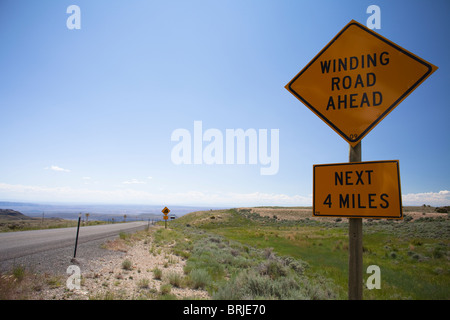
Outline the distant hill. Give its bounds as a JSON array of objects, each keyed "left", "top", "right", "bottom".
[
  {"left": 0, "top": 209, "right": 32, "bottom": 220},
  {"left": 0, "top": 201, "right": 227, "bottom": 221}
]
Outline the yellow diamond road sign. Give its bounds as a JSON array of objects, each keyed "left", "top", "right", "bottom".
[
  {"left": 162, "top": 207, "right": 170, "bottom": 215},
  {"left": 313, "top": 160, "right": 402, "bottom": 219},
  {"left": 285, "top": 20, "right": 437, "bottom": 146}
]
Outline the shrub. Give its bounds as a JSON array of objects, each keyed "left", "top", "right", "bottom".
[
  {"left": 121, "top": 259, "right": 132, "bottom": 270},
  {"left": 432, "top": 246, "right": 444, "bottom": 259},
  {"left": 167, "top": 272, "right": 183, "bottom": 288},
  {"left": 213, "top": 270, "right": 306, "bottom": 300},
  {"left": 258, "top": 260, "right": 287, "bottom": 279},
  {"left": 213, "top": 262, "right": 336, "bottom": 300},
  {"left": 282, "top": 256, "right": 309, "bottom": 275},
  {"left": 153, "top": 267, "right": 162, "bottom": 280},
  {"left": 410, "top": 252, "right": 422, "bottom": 261},
  {"left": 12, "top": 265, "right": 26, "bottom": 282},
  {"left": 119, "top": 232, "right": 130, "bottom": 240},
  {"left": 173, "top": 249, "right": 190, "bottom": 259},
  {"left": 211, "top": 282, "right": 242, "bottom": 300},
  {"left": 160, "top": 283, "right": 172, "bottom": 295},
  {"left": 403, "top": 215, "right": 413, "bottom": 222},
  {"left": 263, "top": 247, "right": 275, "bottom": 259},
  {"left": 137, "top": 278, "right": 149, "bottom": 289},
  {"left": 189, "top": 269, "right": 211, "bottom": 289}
]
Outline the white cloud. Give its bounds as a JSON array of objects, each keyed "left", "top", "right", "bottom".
[
  {"left": 221, "top": 192, "right": 312, "bottom": 206},
  {"left": 2, "top": 181, "right": 447, "bottom": 207},
  {"left": 45, "top": 165, "right": 71, "bottom": 172},
  {"left": 122, "top": 179, "right": 146, "bottom": 185},
  {"left": 82, "top": 177, "right": 98, "bottom": 185},
  {"left": 0, "top": 182, "right": 311, "bottom": 206},
  {"left": 402, "top": 190, "right": 450, "bottom": 206}
]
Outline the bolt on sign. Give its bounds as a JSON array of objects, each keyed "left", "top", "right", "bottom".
[
  {"left": 285, "top": 20, "right": 438, "bottom": 146},
  {"left": 313, "top": 160, "right": 402, "bottom": 219}
]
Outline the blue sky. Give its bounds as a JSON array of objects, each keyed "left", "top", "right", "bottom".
[{"left": 0, "top": 0, "right": 448, "bottom": 207}]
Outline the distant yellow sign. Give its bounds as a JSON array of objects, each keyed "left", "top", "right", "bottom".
[
  {"left": 313, "top": 160, "right": 402, "bottom": 219},
  {"left": 163, "top": 215, "right": 169, "bottom": 220},
  {"left": 285, "top": 20, "right": 437, "bottom": 146},
  {"left": 162, "top": 207, "right": 170, "bottom": 215}
]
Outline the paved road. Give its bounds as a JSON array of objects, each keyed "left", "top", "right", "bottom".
[{"left": 0, "top": 221, "right": 148, "bottom": 262}]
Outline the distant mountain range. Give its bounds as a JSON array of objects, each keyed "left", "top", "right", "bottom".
[
  {"left": 0, "top": 201, "right": 226, "bottom": 221},
  {"left": 0, "top": 209, "right": 32, "bottom": 220}
]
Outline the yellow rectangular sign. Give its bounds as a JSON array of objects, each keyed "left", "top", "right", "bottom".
[{"left": 313, "top": 160, "right": 402, "bottom": 219}]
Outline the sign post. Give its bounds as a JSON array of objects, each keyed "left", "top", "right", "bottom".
[
  {"left": 285, "top": 20, "right": 437, "bottom": 300},
  {"left": 348, "top": 143, "right": 363, "bottom": 300},
  {"left": 72, "top": 213, "right": 82, "bottom": 262},
  {"left": 162, "top": 207, "right": 170, "bottom": 229}
]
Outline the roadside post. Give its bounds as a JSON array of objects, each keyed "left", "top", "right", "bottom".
[
  {"left": 162, "top": 207, "right": 170, "bottom": 229},
  {"left": 285, "top": 20, "right": 437, "bottom": 299},
  {"left": 73, "top": 213, "right": 82, "bottom": 261}
]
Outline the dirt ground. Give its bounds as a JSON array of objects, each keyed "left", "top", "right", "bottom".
[{"left": 26, "top": 226, "right": 209, "bottom": 300}]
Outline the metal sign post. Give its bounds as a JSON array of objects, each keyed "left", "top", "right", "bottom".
[{"left": 348, "top": 142, "right": 363, "bottom": 300}]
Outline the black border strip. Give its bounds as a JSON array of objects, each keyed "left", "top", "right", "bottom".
[
  {"left": 312, "top": 160, "right": 403, "bottom": 219},
  {"left": 287, "top": 21, "right": 434, "bottom": 145}
]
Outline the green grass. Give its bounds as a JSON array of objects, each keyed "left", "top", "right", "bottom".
[
  {"left": 168, "top": 216, "right": 339, "bottom": 299},
  {"left": 361, "top": 229, "right": 450, "bottom": 299},
  {"left": 207, "top": 224, "right": 348, "bottom": 299},
  {"left": 170, "top": 208, "right": 449, "bottom": 300}
]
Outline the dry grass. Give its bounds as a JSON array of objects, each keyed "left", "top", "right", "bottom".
[
  {"left": 237, "top": 206, "right": 447, "bottom": 223},
  {"left": 174, "top": 209, "right": 232, "bottom": 227},
  {"left": 240, "top": 207, "right": 312, "bottom": 221},
  {"left": 401, "top": 211, "right": 447, "bottom": 221},
  {"left": 102, "top": 238, "right": 129, "bottom": 252},
  {"left": 0, "top": 218, "right": 79, "bottom": 232},
  {"left": 0, "top": 267, "right": 64, "bottom": 300}
]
